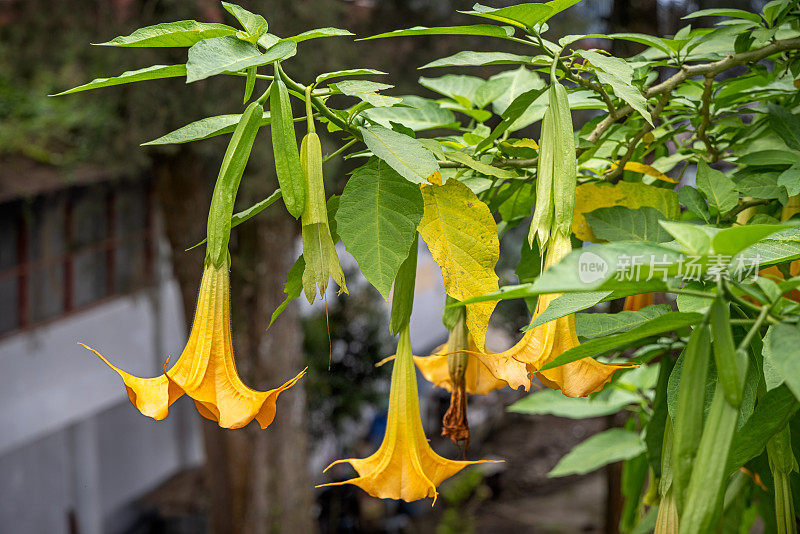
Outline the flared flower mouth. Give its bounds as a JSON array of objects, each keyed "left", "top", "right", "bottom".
[
  {"left": 476, "top": 231, "right": 633, "bottom": 398},
  {"left": 414, "top": 333, "right": 507, "bottom": 395},
  {"left": 318, "top": 327, "right": 498, "bottom": 503},
  {"left": 82, "top": 260, "right": 305, "bottom": 429}
]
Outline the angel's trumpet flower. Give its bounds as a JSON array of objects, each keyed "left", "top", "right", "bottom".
[
  {"left": 414, "top": 313, "right": 504, "bottom": 446},
  {"left": 82, "top": 260, "right": 304, "bottom": 429},
  {"left": 624, "top": 292, "right": 655, "bottom": 311},
  {"left": 488, "top": 232, "right": 633, "bottom": 397},
  {"left": 414, "top": 334, "right": 506, "bottom": 396},
  {"left": 319, "top": 326, "right": 496, "bottom": 503}
]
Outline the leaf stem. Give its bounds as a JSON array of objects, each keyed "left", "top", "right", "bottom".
[{"left": 322, "top": 138, "right": 357, "bottom": 164}]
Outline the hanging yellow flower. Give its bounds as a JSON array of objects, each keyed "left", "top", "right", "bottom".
[
  {"left": 491, "top": 232, "right": 632, "bottom": 398},
  {"left": 81, "top": 260, "right": 305, "bottom": 429},
  {"left": 319, "top": 326, "right": 495, "bottom": 503},
  {"left": 414, "top": 333, "right": 507, "bottom": 395},
  {"left": 624, "top": 293, "right": 655, "bottom": 311}
]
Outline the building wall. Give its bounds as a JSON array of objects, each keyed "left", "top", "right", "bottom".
[{"left": 0, "top": 253, "right": 202, "bottom": 534}]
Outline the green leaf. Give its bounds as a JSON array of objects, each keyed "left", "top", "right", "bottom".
[
  {"left": 471, "top": 243, "right": 690, "bottom": 304},
  {"left": 335, "top": 159, "right": 424, "bottom": 299},
  {"left": 498, "top": 181, "right": 537, "bottom": 225},
  {"left": 490, "top": 67, "right": 546, "bottom": 115},
  {"left": 542, "top": 0, "right": 585, "bottom": 21},
  {"left": 444, "top": 151, "right": 517, "bottom": 179},
  {"left": 574, "top": 181, "right": 680, "bottom": 242},
  {"left": 359, "top": 125, "right": 439, "bottom": 184},
  {"left": 461, "top": 2, "right": 555, "bottom": 29},
  {"left": 525, "top": 291, "right": 611, "bottom": 330},
  {"left": 186, "top": 37, "right": 296, "bottom": 83},
  {"left": 576, "top": 50, "right": 652, "bottom": 125},
  {"left": 739, "top": 239, "right": 800, "bottom": 266},
  {"left": 516, "top": 238, "right": 542, "bottom": 286},
  {"left": 549, "top": 429, "right": 646, "bottom": 477},
  {"left": 315, "top": 68, "right": 387, "bottom": 86},
  {"left": 683, "top": 8, "right": 762, "bottom": 23},
  {"left": 257, "top": 33, "right": 280, "bottom": 49},
  {"left": 737, "top": 150, "right": 799, "bottom": 166},
  {"left": 609, "top": 33, "right": 672, "bottom": 55},
  {"left": 231, "top": 189, "right": 283, "bottom": 228},
  {"left": 96, "top": 20, "right": 237, "bottom": 47},
  {"left": 727, "top": 384, "right": 799, "bottom": 472},
  {"left": 735, "top": 174, "right": 787, "bottom": 200},
  {"left": 575, "top": 304, "right": 672, "bottom": 339},
  {"left": 360, "top": 25, "right": 515, "bottom": 41},
  {"left": 362, "top": 95, "right": 456, "bottom": 131},
  {"left": 418, "top": 75, "right": 486, "bottom": 106},
  {"left": 286, "top": 27, "right": 353, "bottom": 42},
  {"left": 51, "top": 64, "right": 186, "bottom": 96},
  {"left": 268, "top": 255, "right": 305, "bottom": 329},
  {"left": 678, "top": 185, "right": 711, "bottom": 222},
  {"left": 222, "top": 2, "right": 267, "bottom": 39},
  {"left": 764, "top": 323, "right": 800, "bottom": 400},
  {"left": 509, "top": 387, "right": 640, "bottom": 418},
  {"left": 187, "top": 189, "right": 282, "bottom": 251},
  {"left": 645, "top": 357, "right": 674, "bottom": 477},
  {"left": 476, "top": 85, "right": 548, "bottom": 151},
  {"left": 143, "top": 114, "right": 245, "bottom": 145},
  {"left": 712, "top": 223, "right": 789, "bottom": 256},
  {"left": 659, "top": 221, "right": 714, "bottom": 255},
  {"left": 767, "top": 104, "right": 800, "bottom": 151},
  {"left": 540, "top": 312, "right": 703, "bottom": 371},
  {"left": 695, "top": 162, "right": 739, "bottom": 215},
  {"left": 421, "top": 51, "right": 536, "bottom": 69},
  {"left": 779, "top": 168, "right": 800, "bottom": 196},
  {"left": 576, "top": 49, "right": 634, "bottom": 84},
  {"left": 332, "top": 80, "right": 401, "bottom": 107},
  {"left": 585, "top": 206, "right": 672, "bottom": 242},
  {"left": 243, "top": 67, "right": 256, "bottom": 103}
]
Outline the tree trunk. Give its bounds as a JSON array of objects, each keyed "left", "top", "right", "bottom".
[{"left": 153, "top": 149, "right": 313, "bottom": 534}]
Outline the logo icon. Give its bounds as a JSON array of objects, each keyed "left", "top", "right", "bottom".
[{"left": 578, "top": 251, "right": 609, "bottom": 284}]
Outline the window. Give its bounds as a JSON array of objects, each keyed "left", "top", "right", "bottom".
[{"left": 0, "top": 179, "right": 154, "bottom": 337}]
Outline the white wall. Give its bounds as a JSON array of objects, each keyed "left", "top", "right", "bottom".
[{"left": 0, "top": 273, "right": 203, "bottom": 534}]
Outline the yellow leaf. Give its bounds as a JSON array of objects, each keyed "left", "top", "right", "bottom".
[
  {"left": 573, "top": 181, "right": 680, "bottom": 242},
  {"left": 514, "top": 138, "right": 538, "bottom": 149},
  {"left": 418, "top": 179, "right": 500, "bottom": 352},
  {"left": 611, "top": 161, "right": 677, "bottom": 183}
]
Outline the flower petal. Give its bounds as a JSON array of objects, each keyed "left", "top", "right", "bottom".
[
  {"left": 80, "top": 343, "right": 182, "bottom": 420},
  {"left": 538, "top": 358, "right": 636, "bottom": 398}
]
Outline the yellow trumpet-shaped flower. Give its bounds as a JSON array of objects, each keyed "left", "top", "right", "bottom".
[
  {"left": 489, "top": 232, "right": 632, "bottom": 398},
  {"left": 624, "top": 292, "right": 655, "bottom": 311},
  {"left": 319, "top": 326, "right": 496, "bottom": 503},
  {"left": 82, "top": 260, "right": 305, "bottom": 429},
  {"left": 414, "top": 333, "right": 506, "bottom": 395}
]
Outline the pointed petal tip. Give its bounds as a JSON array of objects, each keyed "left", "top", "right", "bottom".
[{"left": 322, "top": 458, "right": 355, "bottom": 473}]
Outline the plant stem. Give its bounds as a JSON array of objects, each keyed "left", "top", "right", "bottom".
[{"left": 322, "top": 138, "right": 357, "bottom": 165}]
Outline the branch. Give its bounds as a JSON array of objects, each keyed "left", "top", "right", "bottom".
[
  {"left": 722, "top": 198, "right": 773, "bottom": 221},
  {"left": 585, "top": 36, "right": 800, "bottom": 147},
  {"left": 604, "top": 93, "right": 670, "bottom": 181},
  {"left": 570, "top": 73, "right": 617, "bottom": 114},
  {"left": 278, "top": 68, "right": 361, "bottom": 139},
  {"left": 696, "top": 74, "right": 719, "bottom": 161},
  {"left": 438, "top": 157, "right": 538, "bottom": 169},
  {"left": 559, "top": 57, "right": 617, "bottom": 115}
]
